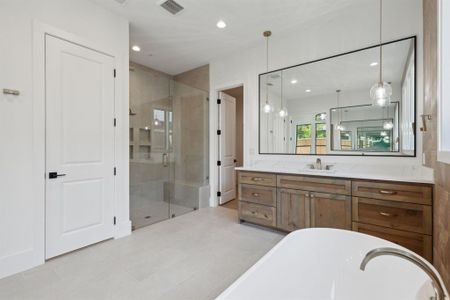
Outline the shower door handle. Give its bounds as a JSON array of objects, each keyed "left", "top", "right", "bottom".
[{"left": 162, "top": 153, "right": 168, "bottom": 167}]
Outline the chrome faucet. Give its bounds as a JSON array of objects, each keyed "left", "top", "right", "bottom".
[
  {"left": 360, "top": 247, "right": 447, "bottom": 300},
  {"left": 315, "top": 158, "right": 322, "bottom": 170}
]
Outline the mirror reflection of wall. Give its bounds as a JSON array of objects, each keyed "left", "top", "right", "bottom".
[{"left": 259, "top": 37, "right": 416, "bottom": 156}]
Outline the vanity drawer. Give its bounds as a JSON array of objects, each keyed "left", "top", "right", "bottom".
[
  {"left": 352, "top": 180, "right": 432, "bottom": 205},
  {"left": 238, "top": 172, "right": 276, "bottom": 187},
  {"left": 239, "top": 201, "right": 276, "bottom": 227},
  {"left": 352, "top": 197, "right": 432, "bottom": 234},
  {"left": 239, "top": 184, "right": 276, "bottom": 207},
  {"left": 352, "top": 222, "right": 432, "bottom": 261},
  {"left": 277, "top": 175, "right": 351, "bottom": 195}
]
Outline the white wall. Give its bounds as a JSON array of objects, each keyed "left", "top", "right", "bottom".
[
  {"left": 0, "top": 0, "right": 129, "bottom": 279},
  {"left": 209, "top": 0, "right": 425, "bottom": 206}
]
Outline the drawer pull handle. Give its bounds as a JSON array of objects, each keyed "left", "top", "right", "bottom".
[
  {"left": 379, "top": 212, "right": 394, "bottom": 217},
  {"left": 379, "top": 190, "right": 397, "bottom": 195},
  {"left": 252, "top": 193, "right": 260, "bottom": 197},
  {"left": 252, "top": 177, "right": 263, "bottom": 181},
  {"left": 264, "top": 214, "right": 268, "bottom": 218}
]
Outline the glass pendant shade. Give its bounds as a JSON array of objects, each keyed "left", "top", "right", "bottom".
[
  {"left": 383, "top": 120, "right": 394, "bottom": 130},
  {"left": 263, "top": 102, "right": 272, "bottom": 113},
  {"left": 336, "top": 124, "right": 346, "bottom": 131},
  {"left": 370, "top": 81, "right": 392, "bottom": 107},
  {"left": 279, "top": 108, "right": 288, "bottom": 118}
]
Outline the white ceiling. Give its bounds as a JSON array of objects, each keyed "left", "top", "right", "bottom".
[{"left": 90, "top": 0, "right": 365, "bottom": 75}]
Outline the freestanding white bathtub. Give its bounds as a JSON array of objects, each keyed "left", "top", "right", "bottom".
[{"left": 217, "top": 228, "right": 448, "bottom": 300}]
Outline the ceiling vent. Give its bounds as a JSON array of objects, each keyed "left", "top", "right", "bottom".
[{"left": 160, "top": 0, "right": 184, "bottom": 15}]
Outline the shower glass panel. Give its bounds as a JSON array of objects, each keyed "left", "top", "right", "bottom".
[
  {"left": 129, "top": 66, "right": 173, "bottom": 230},
  {"left": 129, "top": 64, "right": 209, "bottom": 230},
  {"left": 170, "top": 81, "right": 209, "bottom": 217}
]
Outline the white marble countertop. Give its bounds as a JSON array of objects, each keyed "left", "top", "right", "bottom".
[{"left": 236, "top": 161, "right": 434, "bottom": 184}]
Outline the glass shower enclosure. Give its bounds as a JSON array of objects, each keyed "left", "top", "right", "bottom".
[{"left": 129, "top": 65, "right": 209, "bottom": 229}]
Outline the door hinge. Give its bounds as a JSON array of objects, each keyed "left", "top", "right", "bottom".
[
  {"left": 114, "top": 118, "right": 117, "bottom": 127},
  {"left": 114, "top": 167, "right": 117, "bottom": 176},
  {"left": 113, "top": 69, "right": 116, "bottom": 78},
  {"left": 217, "top": 191, "right": 221, "bottom": 197},
  {"left": 113, "top": 216, "right": 117, "bottom": 225},
  {"left": 217, "top": 161, "right": 221, "bottom": 166},
  {"left": 217, "top": 98, "right": 221, "bottom": 104},
  {"left": 217, "top": 129, "right": 221, "bottom": 135}
]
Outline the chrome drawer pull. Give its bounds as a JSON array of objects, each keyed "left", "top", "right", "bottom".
[
  {"left": 379, "top": 212, "right": 394, "bottom": 217},
  {"left": 252, "top": 193, "right": 260, "bottom": 197},
  {"left": 252, "top": 177, "right": 263, "bottom": 181},
  {"left": 379, "top": 190, "right": 397, "bottom": 195}
]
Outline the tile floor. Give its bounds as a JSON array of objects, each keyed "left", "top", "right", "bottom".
[{"left": 0, "top": 207, "right": 284, "bottom": 300}]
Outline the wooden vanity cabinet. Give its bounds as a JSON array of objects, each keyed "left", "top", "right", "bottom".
[
  {"left": 237, "top": 171, "right": 433, "bottom": 261},
  {"left": 352, "top": 180, "right": 433, "bottom": 261},
  {"left": 238, "top": 172, "right": 278, "bottom": 227}
]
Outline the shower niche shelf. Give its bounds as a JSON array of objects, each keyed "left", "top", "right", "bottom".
[
  {"left": 139, "top": 145, "right": 151, "bottom": 160},
  {"left": 139, "top": 128, "right": 152, "bottom": 146}
]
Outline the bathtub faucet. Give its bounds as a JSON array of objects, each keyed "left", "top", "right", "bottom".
[{"left": 360, "top": 247, "right": 446, "bottom": 300}]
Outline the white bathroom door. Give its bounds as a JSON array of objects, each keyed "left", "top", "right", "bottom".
[
  {"left": 219, "top": 92, "right": 236, "bottom": 204},
  {"left": 45, "top": 35, "right": 115, "bottom": 259}
]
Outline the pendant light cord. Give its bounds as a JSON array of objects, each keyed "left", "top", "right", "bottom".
[
  {"left": 265, "top": 34, "right": 269, "bottom": 105},
  {"left": 266, "top": 35, "right": 269, "bottom": 73},
  {"left": 379, "top": 0, "right": 383, "bottom": 83}
]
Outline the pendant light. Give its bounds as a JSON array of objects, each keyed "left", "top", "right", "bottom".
[
  {"left": 279, "top": 71, "right": 288, "bottom": 117},
  {"left": 335, "top": 90, "right": 346, "bottom": 131},
  {"left": 263, "top": 31, "right": 273, "bottom": 114},
  {"left": 370, "top": 0, "right": 392, "bottom": 107}
]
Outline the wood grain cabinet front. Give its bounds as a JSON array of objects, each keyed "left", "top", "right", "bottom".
[
  {"left": 277, "top": 189, "right": 310, "bottom": 232},
  {"left": 239, "top": 184, "right": 276, "bottom": 207},
  {"left": 352, "top": 180, "right": 432, "bottom": 205},
  {"left": 239, "top": 201, "right": 276, "bottom": 227},
  {"left": 352, "top": 197, "right": 432, "bottom": 235},
  {"left": 352, "top": 222, "right": 432, "bottom": 261},
  {"left": 238, "top": 172, "right": 276, "bottom": 187},
  {"left": 278, "top": 175, "right": 351, "bottom": 195},
  {"left": 311, "top": 192, "right": 351, "bottom": 230}
]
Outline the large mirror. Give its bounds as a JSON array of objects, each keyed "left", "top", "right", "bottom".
[{"left": 259, "top": 37, "right": 416, "bottom": 156}]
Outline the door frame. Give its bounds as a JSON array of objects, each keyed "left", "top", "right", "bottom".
[
  {"left": 32, "top": 21, "right": 130, "bottom": 266},
  {"left": 211, "top": 83, "right": 244, "bottom": 207}
]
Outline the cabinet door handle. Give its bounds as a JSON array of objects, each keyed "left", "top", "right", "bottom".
[
  {"left": 379, "top": 190, "right": 397, "bottom": 195},
  {"left": 379, "top": 212, "right": 394, "bottom": 217},
  {"left": 252, "top": 193, "right": 260, "bottom": 197},
  {"left": 252, "top": 177, "right": 263, "bottom": 182}
]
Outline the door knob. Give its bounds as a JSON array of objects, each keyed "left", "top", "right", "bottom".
[{"left": 49, "top": 172, "right": 66, "bottom": 179}]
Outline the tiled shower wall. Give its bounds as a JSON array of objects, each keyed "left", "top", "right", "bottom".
[{"left": 423, "top": 0, "right": 450, "bottom": 288}]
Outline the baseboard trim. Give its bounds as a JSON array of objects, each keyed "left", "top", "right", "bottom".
[{"left": 0, "top": 249, "right": 43, "bottom": 280}]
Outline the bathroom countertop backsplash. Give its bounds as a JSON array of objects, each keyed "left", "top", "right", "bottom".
[{"left": 236, "top": 160, "right": 434, "bottom": 184}]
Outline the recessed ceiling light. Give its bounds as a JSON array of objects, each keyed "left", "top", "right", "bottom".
[
  {"left": 216, "top": 20, "right": 227, "bottom": 29},
  {"left": 305, "top": 89, "right": 312, "bottom": 93},
  {"left": 370, "top": 62, "right": 378, "bottom": 67},
  {"left": 291, "top": 79, "right": 298, "bottom": 84},
  {"left": 132, "top": 45, "right": 141, "bottom": 52}
]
